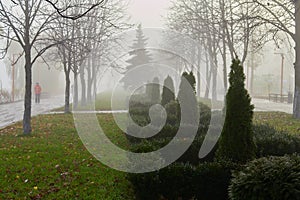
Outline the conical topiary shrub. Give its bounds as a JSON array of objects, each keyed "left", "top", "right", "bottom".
[
  {"left": 216, "top": 59, "right": 256, "bottom": 163},
  {"left": 161, "top": 76, "right": 175, "bottom": 106}
]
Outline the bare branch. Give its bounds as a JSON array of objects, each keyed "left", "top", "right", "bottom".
[{"left": 44, "top": 0, "right": 107, "bottom": 20}]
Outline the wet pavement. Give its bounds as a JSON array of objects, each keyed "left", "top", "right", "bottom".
[
  {"left": 252, "top": 98, "right": 293, "bottom": 114},
  {"left": 0, "top": 96, "right": 294, "bottom": 129},
  {"left": 0, "top": 96, "right": 64, "bottom": 129}
]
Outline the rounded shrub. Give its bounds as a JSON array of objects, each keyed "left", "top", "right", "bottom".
[
  {"left": 253, "top": 124, "right": 300, "bottom": 157},
  {"left": 165, "top": 100, "right": 180, "bottom": 126},
  {"left": 128, "top": 171, "right": 160, "bottom": 200},
  {"left": 158, "top": 163, "right": 195, "bottom": 200},
  {"left": 129, "top": 136, "right": 203, "bottom": 164},
  {"left": 193, "top": 161, "right": 239, "bottom": 200},
  {"left": 164, "top": 100, "right": 211, "bottom": 131},
  {"left": 229, "top": 155, "right": 300, "bottom": 200},
  {"left": 128, "top": 161, "right": 239, "bottom": 200}
]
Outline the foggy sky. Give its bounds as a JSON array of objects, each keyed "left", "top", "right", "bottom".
[
  {"left": 127, "top": 0, "right": 171, "bottom": 28},
  {"left": 0, "top": 61, "right": 9, "bottom": 89},
  {"left": 0, "top": 0, "right": 296, "bottom": 95}
]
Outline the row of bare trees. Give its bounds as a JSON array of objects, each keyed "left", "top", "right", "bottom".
[
  {"left": 0, "top": 0, "right": 129, "bottom": 134},
  {"left": 48, "top": 0, "right": 129, "bottom": 113},
  {"left": 167, "top": 0, "right": 300, "bottom": 118},
  {"left": 167, "top": 0, "right": 272, "bottom": 99}
]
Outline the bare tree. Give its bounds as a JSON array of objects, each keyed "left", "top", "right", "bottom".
[
  {"left": 248, "top": 0, "right": 300, "bottom": 118},
  {"left": 167, "top": 0, "right": 222, "bottom": 100},
  {"left": 0, "top": 0, "right": 106, "bottom": 134},
  {"left": 167, "top": 0, "right": 268, "bottom": 100},
  {"left": 44, "top": 0, "right": 107, "bottom": 20},
  {"left": 48, "top": 0, "right": 129, "bottom": 112},
  {"left": 0, "top": 0, "right": 59, "bottom": 134}
]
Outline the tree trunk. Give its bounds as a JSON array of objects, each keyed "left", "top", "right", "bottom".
[
  {"left": 80, "top": 66, "right": 86, "bottom": 106},
  {"left": 93, "top": 56, "right": 97, "bottom": 100},
  {"left": 197, "top": 46, "right": 201, "bottom": 97},
  {"left": 73, "top": 72, "right": 79, "bottom": 108},
  {"left": 294, "top": 0, "right": 300, "bottom": 118},
  {"left": 221, "top": 0, "right": 228, "bottom": 93},
  {"left": 212, "top": 66, "right": 217, "bottom": 101},
  {"left": 197, "top": 71, "right": 201, "bottom": 98},
  {"left": 204, "top": 51, "right": 211, "bottom": 99},
  {"left": 92, "top": 55, "right": 100, "bottom": 101},
  {"left": 222, "top": 35, "right": 228, "bottom": 92},
  {"left": 250, "top": 64, "right": 254, "bottom": 95},
  {"left": 87, "top": 57, "right": 92, "bottom": 103},
  {"left": 23, "top": 1, "right": 31, "bottom": 135},
  {"left": 64, "top": 62, "right": 71, "bottom": 113},
  {"left": 23, "top": 52, "right": 32, "bottom": 135},
  {"left": 93, "top": 75, "right": 97, "bottom": 100}
]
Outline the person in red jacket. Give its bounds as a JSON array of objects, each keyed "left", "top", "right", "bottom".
[{"left": 34, "top": 82, "right": 42, "bottom": 104}]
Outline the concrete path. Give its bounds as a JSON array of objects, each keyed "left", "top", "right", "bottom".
[
  {"left": 0, "top": 96, "right": 64, "bottom": 129},
  {"left": 252, "top": 98, "right": 293, "bottom": 114},
  {"left": 0, "top": 96, "right": 294, "bottom": 129},
  {"left": 47, "top": 110, "right": 128, "bottom": 115}
]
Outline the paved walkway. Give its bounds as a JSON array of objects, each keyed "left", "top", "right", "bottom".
[
  {"left": 0, "top": 96, "right": 64, "bottom": 129},
  {"left": 47, "top": 110, "right": 128, "bottom": 115},
  {"left": 0, "top": 96, "right": 294, "bottom": 129},
  {"left": 252, "top": 98, "right": 293, "bottom": 114}
]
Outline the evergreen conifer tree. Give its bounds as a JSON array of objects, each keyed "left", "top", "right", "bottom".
[
  {"left": 151, "top": 77, "right": 160, "bottom": 104},
  {"left": 216, "top": 59, "right": 256, "bottom": 163},
  {"left": 161, "top": 76, "right": 175, "bottom": 106},
  {"left": 187, "top": 71, "right": 196, "bottom": 94},
  {"left": 177, "top": 72, "right": 197, "bottom": 124},
  {"left": 121, "top": 24, "right": 152, "bottom": 89}
]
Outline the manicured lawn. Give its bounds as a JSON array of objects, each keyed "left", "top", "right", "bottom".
[
  {"left": 0, "top": 114, "right": 134, "bottom": 200},
  {"left": 254, "top": 112, "right": 300, "bottom": 135},
  {"left": 0, "top": 111, "right": 299, "bottom": 199},
  {"left": 52, "top": 90, "right": 128, "bottom": 112}
]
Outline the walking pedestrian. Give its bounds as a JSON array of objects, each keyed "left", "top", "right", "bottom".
[{"left": 34, "top": 82, "right": 42, "bottom": 104}]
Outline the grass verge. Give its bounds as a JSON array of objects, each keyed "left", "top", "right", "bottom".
[
  {"left": 0, "top": 114, "right": 134, "bottom": 200},
  {"left": 254, "top": 112, "right": 300, "bottom": 135},
  {"left": 1, "top": 111, "right": 299, "bottom": 199}
]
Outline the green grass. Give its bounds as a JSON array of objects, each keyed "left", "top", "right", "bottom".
[
  {"left": 1, "top": 110, "right": 299, "bottom": 199},
  {"left": 0, "top": 114, "right": 134, "bottom": 200},
  {"left": 198, "top": 97, "right": 224, "bottom": 109},
  {"left": 254, "top": 112, "right": 300, "bottom": 135},
  {"left": 52, "top": 90, "right": 129, "bottom": 112},
  {"left": 95, "top": 90, "right": 128, "bottom": 111},
  {"left": 53, "top": 92, "right": 224, "bottom": 112}
]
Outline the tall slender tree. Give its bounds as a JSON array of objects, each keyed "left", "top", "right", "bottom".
[
  {"left": 161, "top": 76, "right": 175, "bottom": 106},
  {"left": 177, "top": 72, "right": 197, "bottom": 123},
  {"left": 0, "top": 0, "right": 107, "bottom": 134},
  {"left": 0, "top": 0, "right": 58, "bottom": 134},
  {"left": 216, "top": 59, "right": 256, "bottom": 163}
]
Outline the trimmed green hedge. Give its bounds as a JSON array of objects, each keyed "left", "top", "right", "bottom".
[
  {"left": 128, "top": 98, "right": 300, "bottom": 200},
  {"left": 129, "top": 136, "right": 215, "bottom": 165},
  {"left": 253, "top": 124, "right": 300, "bottom": 157},
  {"left": 229, "top": 155, "right": 300, "bottom": 200},
  {"left": 129, "top": 161, "right": 239, "bottom": 200}
]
